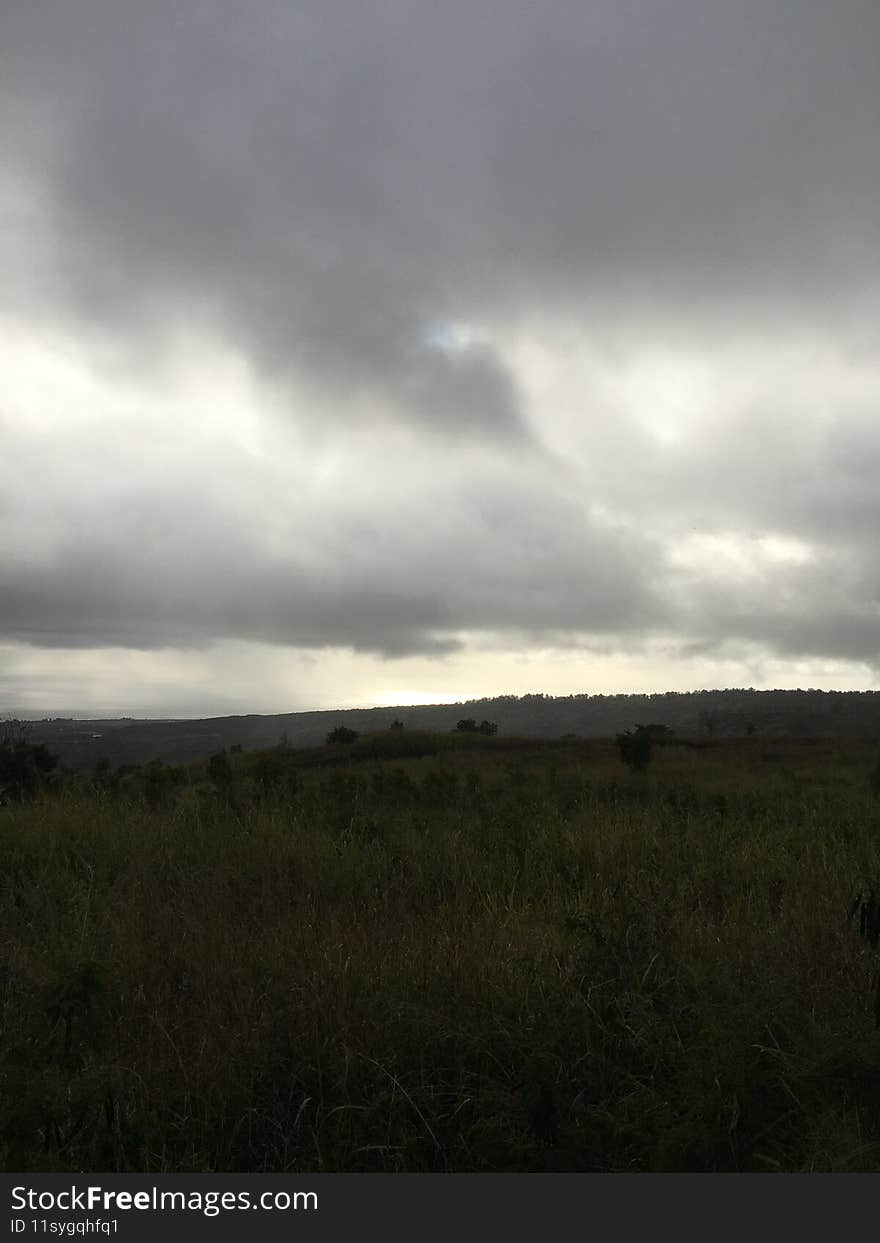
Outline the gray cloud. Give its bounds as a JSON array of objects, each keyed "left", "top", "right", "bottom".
[
  {"left": 5, "top": 3, "right": 880, "bottom": 422},
  {"left": 3, "top": 3, "right": 880, "bottom": 690},
  {"left": 0, "top": 415, "right": 666, "bottom": 655},
  {"left": 4, "top": 382, "right": 879, "bottom": 669}
]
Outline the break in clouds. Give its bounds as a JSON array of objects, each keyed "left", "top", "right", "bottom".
[{"left": 2, "top": 1, "right": 880, "bottom": 711}]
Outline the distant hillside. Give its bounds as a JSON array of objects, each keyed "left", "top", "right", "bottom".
[{"left": 12, "top": 687, "right": 880, "bottom": 770}]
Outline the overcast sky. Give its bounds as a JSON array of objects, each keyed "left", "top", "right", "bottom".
[{"left": 2, "top": 1, "right": 880, "bottom": 717}]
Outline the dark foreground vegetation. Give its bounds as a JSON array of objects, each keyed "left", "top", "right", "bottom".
[{"left": 2, "top": 727, "right": 880, "bottom": 1171}]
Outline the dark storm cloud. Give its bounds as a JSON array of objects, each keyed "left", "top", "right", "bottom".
[{"left": 5, "top": 2, "right": 880, "bottom": 422}]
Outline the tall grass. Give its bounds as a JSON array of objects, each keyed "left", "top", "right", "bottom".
[{"left": 2, "top": 737, "right": 879, "bottom": 1171}]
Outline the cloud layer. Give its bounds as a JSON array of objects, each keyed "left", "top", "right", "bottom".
[{"left": 2, "top": 2, "right": 880, "bottom": 707}]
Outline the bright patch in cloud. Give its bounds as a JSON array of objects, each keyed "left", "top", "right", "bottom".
[
  {"left": 422, "top": 321, "right": 474, "bottom": 355},
  {"left": 668, "top": 531, "right": 814, "bottom": 579}
]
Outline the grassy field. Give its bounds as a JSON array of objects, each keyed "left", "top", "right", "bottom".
[{"left": 2, "top": 731, "right": 880, "bottom": 1171}]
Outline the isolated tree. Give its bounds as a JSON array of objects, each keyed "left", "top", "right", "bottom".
[
  {"left": 478, "top": 720, "right": 498, "bottom": 736},
  {"left": 390, "top": 719, "right": 405, "bottom": 730},
  {"left": 326, "top": 725, "right": 359, "bottom": 745},
  {"left": 616, "top": 725, "right": 654, "bottom": 773}
]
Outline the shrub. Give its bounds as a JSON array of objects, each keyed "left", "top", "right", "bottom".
[
  {"left": 455, "top": 719, "right": 498, "bottom": 735},
  {"left": 615, "top": 725, "right": 654, "bottom": 772},
  {"left": 254, "top": 753, "right": 285, "bottom": 790},
  {"left": 326, "top": 726, "right": 359, "bottom": 745},
  {"left": 207, "top": 751, "right": 233, "bottom": 785}
]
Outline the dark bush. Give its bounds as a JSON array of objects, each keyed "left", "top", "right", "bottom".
[
  {"left": 207, "top": 751, "right": 233, "bottom": 785},
  {"left": 455, "top": 719, "right": 498, "bottom": 735},
  {"left": 326, "top": 726, "right": 359, "bottom": 745},
  {"left": 616, "top": 725, "right": 653, "bottom": 772},
  {"left": 253, "top": 753, "right": 280, "bottom": 785}
]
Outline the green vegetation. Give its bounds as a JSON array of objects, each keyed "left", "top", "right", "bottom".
[{"left": 2, "top": 730, "right": 880, "bottom": 1172}]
